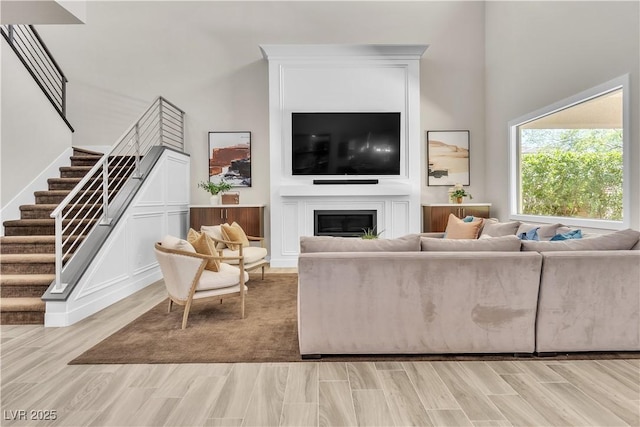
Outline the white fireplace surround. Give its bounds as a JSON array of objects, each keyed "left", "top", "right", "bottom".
[{"left": 261, "top": 44, "right": 428, "bottom": 267}]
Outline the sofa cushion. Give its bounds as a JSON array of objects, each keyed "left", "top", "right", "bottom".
[
  {"left": 480, "top": 220, "right": 520, "bottom": 237},
  {"left": 221, "top": 246, "right": 268, "bottom": 265},
  {"left": 196, "top": 263, "right": 249, "bottom": 291},
  {"left": 444, "top": 214, "right": 483, "bottom": 239},
  {"left": 421, "top": 235, "right": 522, "bottom": 252},
  {"left": 187, "top": 229, "right": 220, "bottom": 272},
  {"left": 300, "top": 234, "right": 421, "bottom": 253},
  {"left": 521, "top": 228, "right": 640, "bottom": 252}
]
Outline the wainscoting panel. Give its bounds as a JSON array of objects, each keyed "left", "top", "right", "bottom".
[
  {"left": 130, "top": 211, "right": 164, "bottom": 275},
  {"left": 281, "top": 201, "right": 300, "bottom": 256},
  {"left": 391, "top": 201, "right": 411, "bottom": 237}
]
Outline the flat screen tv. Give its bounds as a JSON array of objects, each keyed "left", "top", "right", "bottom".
[{"left": 292, "top": 112, "right": 401, "bottom": 175}]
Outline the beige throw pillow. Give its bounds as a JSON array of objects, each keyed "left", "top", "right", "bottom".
[
  {"left": 444, "top": 214, "right": 483, "bottom": 239},
  {"left": 187, "top": 228, "right": 220, "bottom": 272},
  {"left": 221, "top": 222, "right": 250, "bottom": 251},
  {"left": 480, "top": 221, "right": 521, "bottom": 237}
]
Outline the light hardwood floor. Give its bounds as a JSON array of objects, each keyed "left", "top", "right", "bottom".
[{"left": 1, "top": 271, "right": 639, "bottom": 427}]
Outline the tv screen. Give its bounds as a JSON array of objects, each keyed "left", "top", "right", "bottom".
[{"left": 292, "top": 112, "right": 401, "bottom": 175}]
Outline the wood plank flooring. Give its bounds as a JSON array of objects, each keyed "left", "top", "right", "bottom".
[{"left": 1, "top": 273, "right": 639, "bottom": 427}]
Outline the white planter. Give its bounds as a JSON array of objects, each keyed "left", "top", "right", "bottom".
[{"left": 209, "top": 194, "right": 220, "bottom": 205}]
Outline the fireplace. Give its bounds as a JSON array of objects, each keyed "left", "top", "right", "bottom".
[{"left": 314, "top": 210, "right": 377, "bottom": 237}]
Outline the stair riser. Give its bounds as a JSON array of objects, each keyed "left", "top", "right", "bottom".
[
  {"left": 4, "top": 222, "right": 95, "bottom": 236},
  {"left": 59, "top": 169, "right": 92, "bottom": 178},
  {"left": 70, "top": 158, "right": 101, "bottom": 167},
  {"left": 4, "top": 225, "right": 55, "bottom": 236},
  {"left": 35, "top": 191, "right": 109, "bottom": 204},
  {"left": 1, "top": 263, "right": 55, "bottom": 275},
  {"left": 20, "top": 206, "right": 102, "bottom": 219},
  {"left": 60, "top": 166, "right": 135, "bottom": 178},
  {"left": 48, "top": 179, "right": 126, "bottom": 191},
  {"left": 0, "top": 242, "right": 55, "bottom": 254},
  {"left": 1, "top": 312, "right": 44, "bottom": 325},
  {"left": 1, "top": 286, "right": 49, "bottom": 298}
]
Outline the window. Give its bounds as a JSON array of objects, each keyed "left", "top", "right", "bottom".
[{"left": 509, "top": 75, "right": 629, "bottom": 229}]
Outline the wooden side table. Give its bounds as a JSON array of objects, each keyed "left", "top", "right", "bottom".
[{"left": 189, "top": 205, "right": 265, "bottom": 237}]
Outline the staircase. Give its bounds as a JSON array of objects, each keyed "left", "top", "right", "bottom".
[{"left": 1, "top": 148, "right": 103, "bottom": 324}]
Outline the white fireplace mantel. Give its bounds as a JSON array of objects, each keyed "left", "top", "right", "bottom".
[{"left": 261, "top": 44, "right": 428, "bottom": 267}]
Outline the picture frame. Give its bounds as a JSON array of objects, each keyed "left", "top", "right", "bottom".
[
  {"left": 426, "top": 130, "right": 470, "bottom": 186},
  {"left": 208, "top": 131, "right": 251, "bottom": 187}
]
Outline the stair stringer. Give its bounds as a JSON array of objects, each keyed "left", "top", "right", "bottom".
[{"left": 44, "top": 148, "right": 190, "bottom": 327}]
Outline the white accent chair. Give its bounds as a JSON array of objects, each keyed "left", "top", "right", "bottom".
[
  {"left": 154, "top": 240, "right": 249, "bottom": 329},
  {"left": 201, "top": 225, "right": 269, "bottom": 279}
]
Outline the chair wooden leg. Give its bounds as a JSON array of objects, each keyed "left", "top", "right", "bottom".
[
  {"left": 261, "top": 265, "right": 265, "bottom": 280},
  {"left": 168, "top": 299, "right": 173, "bottom": 313},
  {"left": 181, "top": 299, "right": 193, "bottom": 329}
]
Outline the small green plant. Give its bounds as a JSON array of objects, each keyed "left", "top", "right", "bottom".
[
  {"left": 198, "top": 179, "right": 232, "bottom": 195},
  {"left": 450, "top": 183, "right": 472, "bottom": 200},
  {"left": 361, "top": 226, "right": 384, "bottom": 240}
]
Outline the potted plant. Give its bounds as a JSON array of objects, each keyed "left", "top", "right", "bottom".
[
  {"left": 361, "top": 226, "right": 384, "bottom": 240},
  {"left": 450, "top": 183, "right": 472, "bottom": 204},
  {"left": 198, "top": 179, "right": 233, "bottom": 205}
]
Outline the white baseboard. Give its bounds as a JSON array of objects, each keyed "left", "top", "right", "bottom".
[{"left": 45, "top": 269, "right": 162, "bottom": 327}]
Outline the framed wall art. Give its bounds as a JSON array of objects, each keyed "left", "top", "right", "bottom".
[
  {"left": 208, "top": 131, "right": 251, "bottom": 187},
  {"left": 426, "top": 130, "right": 470, "bottom": 186}
]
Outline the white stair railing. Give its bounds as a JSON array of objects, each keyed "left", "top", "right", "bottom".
[{"left": 49, "top": 97, "right": 185, "bottom": 293}]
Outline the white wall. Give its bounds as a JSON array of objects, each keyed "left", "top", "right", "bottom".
[
  {"left": 485, "top": 1, "right": 640, "bottom": 229},
  {"left": 35, "top": 1, "right": 487, "bottom": 247},
  {"left": 1, "top": 44, "right": 73, "bottom": 209}
]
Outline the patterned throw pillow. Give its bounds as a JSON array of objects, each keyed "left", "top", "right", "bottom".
[{"left": 186, "top": 228, "right": 220, "bottom": 272}]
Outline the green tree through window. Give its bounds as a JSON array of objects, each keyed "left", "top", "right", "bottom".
[{"left": 520, "top": 129, "right": 623, "bottom": 220}]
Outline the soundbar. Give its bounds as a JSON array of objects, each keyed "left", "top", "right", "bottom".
[{"left": 313, "top": 179, "right": 379, "bottom": 185}]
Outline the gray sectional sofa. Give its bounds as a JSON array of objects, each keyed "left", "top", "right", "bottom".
[{"left": 297, "top": 229, "right": 640, "bottom": 357}]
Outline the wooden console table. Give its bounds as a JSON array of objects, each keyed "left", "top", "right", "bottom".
[
  {"left": 190, "top": 205, "right": 265, "bottom": 237},
  {"left": 422, "top": 203, "right": 492, "bottom": 232}
]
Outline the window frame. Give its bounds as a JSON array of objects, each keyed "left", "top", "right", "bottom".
[{"left": 508, "top": 74, "right": 630, "bottom": 230}]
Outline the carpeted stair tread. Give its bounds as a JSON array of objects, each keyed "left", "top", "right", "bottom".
[
  {"left": 0, "top": 235, "right": 83, "bottom": 243},
  {"left": 19, "top": 204, "right": 102, "bottom": 219},
  {"left": 1, "top": 274, "right": 55, "bottom": 286},
  {"left": 0, "top": 298, "right": 46, "bottom": 312},
  {"left": 3, "top": 218, "right": 97, "bottom": 226}
]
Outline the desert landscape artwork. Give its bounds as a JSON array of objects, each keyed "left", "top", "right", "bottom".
[
  {"left": 208, "top": 131, "right": 251, "bottom": 187},
  {"left": 426, "top": 130, "right": 470, "bottom": 186}
]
